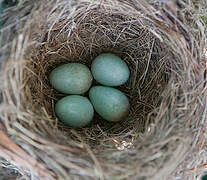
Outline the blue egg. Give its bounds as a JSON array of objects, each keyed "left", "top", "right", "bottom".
[
  {"left": 89, "top": 86, "right": 130, "bottom": 122},
  {"left": 55, "top": 95, "right": 94, "bottom": 128},
  {"left": 49, "top": 63, "right": 93, "bottom": 94},
  {"left": 91, "top": 53, "right": 130, "bottom": 86}
]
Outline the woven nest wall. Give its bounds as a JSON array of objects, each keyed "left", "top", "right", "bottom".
[{"left": 0, "top": 0, "right": 206, "bottom": 179}]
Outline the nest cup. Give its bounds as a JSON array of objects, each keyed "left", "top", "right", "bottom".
[{"left": 0, "top": 0, "right": 206, "bottom": 179}]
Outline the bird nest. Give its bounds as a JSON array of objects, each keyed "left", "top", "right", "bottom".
[{"left": 0, "top": 0, "right": 206, "bottom": 179}]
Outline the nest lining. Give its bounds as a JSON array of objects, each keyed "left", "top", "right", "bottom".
[
  {"left": 25, "top": 3, "right": 172, "bottom": 146},
  {"left": 0, "top": 0, "right": 206, "bottom": 180}
]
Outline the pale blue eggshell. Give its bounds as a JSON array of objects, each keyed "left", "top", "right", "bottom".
[
  {"left": 91, "top": 53, "right": 130, "bottom": 86},
  {"left": 89, "top": 86, "right": 130, "bottom": 122},
  {"left": 49, "top": 63, "right": 93, "bottom": 94},
  {"left": 55, "top": 95, "right": 94, "bottom": 128}
]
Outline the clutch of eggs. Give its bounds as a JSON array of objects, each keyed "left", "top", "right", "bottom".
[{"left": 50, "top": 53, "right": 130, "bottom": 128}]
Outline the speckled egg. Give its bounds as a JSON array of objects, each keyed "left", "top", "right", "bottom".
[
  {"left": 91, "top": 53, "right": 130, "bottom": 86},
  {"left": 49, "top": 63, "right": 93, "bottom": 94},
  {"left": 55, "top": 95, "right": 94, "bottom": 128},
  {"left": 89, "top": 86, "right": 130, "bottom": 122}
]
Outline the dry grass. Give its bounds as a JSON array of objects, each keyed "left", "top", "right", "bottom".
[
  {"left": 0, "top": 0, "right": 206, "bottom": 179},
  {"left": 0, "top": 158, "right": 20, "bottom": 180}
]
